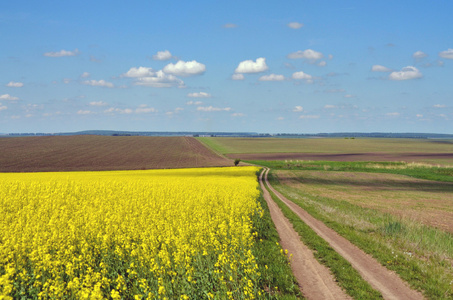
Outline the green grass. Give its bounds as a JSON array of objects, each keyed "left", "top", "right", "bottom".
[
  {"left": 267, "top": 170, "right": 453, "bottom": 299},
  {"left": 252, "top": 177, "right": 303, "bottom": 299},
  {"left": 264, "top": 180, "right": 383, "bottom": 299},
  {"left": 198, "top": 137, "right": 453, "bottom": 155},
  {"left": 248, "top": 160, "right": 453, "bottom": 182}
]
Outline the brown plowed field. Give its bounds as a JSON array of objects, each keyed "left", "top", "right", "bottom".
[
  {"left": 227, "top": 152, "right": 453, "bottom": 163},
  {"left": 0, "top": 136, "right": 232, "bottom": 172}
]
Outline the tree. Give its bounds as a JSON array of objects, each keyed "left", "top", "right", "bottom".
[{"left": 234, "top": 159, "right": 241, "bottom": 166}]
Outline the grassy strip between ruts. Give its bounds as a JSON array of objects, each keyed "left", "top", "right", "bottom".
[
  {"left": 248, "top": 160, "right": 453, "bottom": 182},
  {"left": 266, "top": 170, "right": 453, "bottom": 299},
  {"left": 263, "top": 173, "right": 382, "bottom": 300},
  {"left": 252, "top": 173, "right": 303, "bottom": 299}
]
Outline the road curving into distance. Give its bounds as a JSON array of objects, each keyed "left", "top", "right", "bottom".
[{"left": 260, "top": 168, "right": 425, "bottom": 300}]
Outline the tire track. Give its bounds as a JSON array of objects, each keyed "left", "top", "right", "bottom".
[
  {"left": 259, "top": 169, "right": 352, "bottom": 299},
  {"left": 262, "top": 168, "right": 425, "bottom": 300}
]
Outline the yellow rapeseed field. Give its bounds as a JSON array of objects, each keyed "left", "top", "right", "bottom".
[{"left": 0, "top": 167, "right": 263, "bottom": 299}]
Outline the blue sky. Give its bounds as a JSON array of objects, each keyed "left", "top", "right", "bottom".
[{"left": 1, "top": 0, "right": 452, "bottom": 134}]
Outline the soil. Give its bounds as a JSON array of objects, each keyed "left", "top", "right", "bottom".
[
  {"left": 229, "top": 152, "right": 453, "bottom": 163},
  {"left": 261, "top": 168, "right": 426, "bottom": 300},
  {"left": 0, "top": 135, "right": 232, "bottom": 172}
]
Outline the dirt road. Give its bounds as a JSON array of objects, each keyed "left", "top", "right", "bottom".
[
  {"left": 259, "top": 169, "right": 352, "bottom": 299},
  {"left": 261, "top": 168, "right": 425, "bottom": 300}
]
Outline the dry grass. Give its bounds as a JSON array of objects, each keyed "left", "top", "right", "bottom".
[
  {"left": 0, "top": 135, "right": 232, "bottom": 172},
  {"left": 277, "top": 170, "right": 453, "bottom": 233}
]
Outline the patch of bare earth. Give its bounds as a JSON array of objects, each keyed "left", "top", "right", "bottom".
[
  {"left": 228, "top": 152, "right": 453, "bottom": 164},
  {"left": 277, "top": 170, "right": 453, "bottom": 233},
  {"left": 263, "top": 169, "right": 425, "bottom": 300},
  {"left": 259, "top": 170, "right": 352, "bottom": 300},
  {"left": 0, "top": 136, "right": 232, "bottom": 172}
]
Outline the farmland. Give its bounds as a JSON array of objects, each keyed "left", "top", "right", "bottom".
[
  {"left": 0, "top": 135, "right": 231, "bottom": 172},
  {"left": 0, "top": 167, "right": 301, "bottom": 299},
  {"left": 199, "top": 137, "right": 453, "bottom": 165}
]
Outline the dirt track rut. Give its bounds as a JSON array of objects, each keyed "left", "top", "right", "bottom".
[
  {"left": 261, "top": 168, "right": 425, "bottom": 300},
  {"left": 259, "top": 170, "right": 351, "bottom": 299}
]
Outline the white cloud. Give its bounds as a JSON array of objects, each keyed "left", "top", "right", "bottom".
[
  {"left": 389, "top": 66, "right": 422, "bottom": 80},
  {"left": 83, "top": 80, "right": 114, "bottom": 88},
  {"left": 318, "top": 61, "right": 327, "bottom": 67},
  {"left": 235, "top": 57, "right": 268, "bottom": 74},
  {"left": 439, "top": 49, "right": 453, "bottom": 59},
  {"left": 232, "top": 73, "right": 245, "bottom": 80},
  {"left": 63, "top": 78, "right": 71, "bottom": 84},
  {"left": 328, "top": 54, "right": 334, "bottom": 60},
  {"left": 44, "top": 49, "right": 79, "bottom": 57},
  {"left": 277, "top": 117, "right": 285, "bottom": 120},
  {"left": 77, "top": 110, "right": 95, "bottom": 115},
  {"left": 299, "top": 115, "right": 320, "bottom": 119},
  {"left": 433, "top": 104, "right": 446, "bottom": 108},
  {"left": 152, "top": 50, "right": 173, "bottom": 61},
  {"left": 344, "top": 94, "right": 356, "bottom": 98},
  {"left": 0, "top": 94, "right": 19, "bottom": 101},
  {"left": 259, "top": 74, "right": 285, "bottom": 81},
  {"left": 80, "top": 72, "right": 90, "bottom": 78},
  {"left": 123, "top": 67, "right": 155, "bottom": 78},
  {"left": 163, "top": 60, "right": 206, "bottom": 76},
  {"left": 186, "top": 100, "right": 203, "bottom": 105},
  {"left": 371, "top": 65, "right": 391, "bottom": 72},
  {"left": 413, "top": 51, "right": 427, "bottom": 59},
  {"left": 135, "top": 105, "right": 156, "bottom": 113},
  {"left": 0, "top": 105, "right": 7, "bottom": 112},
  {"left": 324, "top": 105, "right": 337, "bottom": 109},
  {"left": 134, "top": 70, "right": 184, "bottom": 88},
  {"left": 292, "top": 71, "right": 313, "bottom": 83},
  {"left": 416, "top": 114, "right": 423, "bottom": 118},
  {"left": 232, "top": 113, "right": 245, "bottom": 117},
  {"left": 293, "top": 106, "right": 304, "bottom": 112},
  {"left": 187, "top": 92, "right": 211, "bottom": 98},
  {"left": 287, "top": 22, "right": 304, "bottom": 29},
  {"left": 287, "top": 49, "right": 323, "bottom": 61},
  {"left": 223, "top": 23, "right": 238, "bottom": 28},
  {"left": 89, "top": 101, "right": 108, "bottom": 106},
  {"left": 6, "top": 81, "right": 23, "bottom": 87},
  {"left": 197, "top": 106, "right": 231, "bottom": 112}
]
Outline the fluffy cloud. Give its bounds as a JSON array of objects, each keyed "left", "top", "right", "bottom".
[
  {"left": 287, "top": 22, "right": 303, "bottom": 29},
  {"left": 134, "top": 70, "right": 184, "bottom": 88},
  {"left": 80, "top": 72, "right": 90, "bottom": 78},
  {"left": 104, "top": 105, "right": 156, "bottom": 114},
  {"left": 163, "top": 60, "right": 206, "bottom": 76},
  {"left": 287, "top": 49, "right": 323, "bottom": 61},
  {"left": 152, "top": 50, "right": 173, "bottom": 61},
  {"left": 433, "top": 104, "right": 446, "bottom": 108},
  {"left": 293, "top": 106, "right": 304, "bottom": 112},
  {"left": 186, "top": 100, "right": 202, "bottom": 105},
  {"left": 6, "top": 81, "right": 23, "bottom": 87},
  {"left": 0, "top": 94, "right": 19, "bottom": 101},
  {"left": 232, "top": 73, "right": 245, "bottom": 80},
  {"left": 259, "top": 74, "right": 285, "bottom": 81},
  {"left": 77, "top": 110, "right": 95, "bottom": 115},
  {"left": 231, "top": 113, "right": 245, "bottom": 117},
  {"left": 413, "top": 51, "right": 428, "bottom": 59},
  {"left": 44, "top": 49, "right": 79, "bottom": 57},
  {"left": 235, "top": 58, "right": 268, "bottom": 74},
  {"left": 135, "top": 105, "right": 157, "bottom": 113},
  {"left": 292, "top": 71, "right": 313, "bottom": 83},
  {"left": 83, "top": 80, "right": 114, "bottom": 88},
  {"left": 197, "top": 106, "right": 231, "bottom": 112},
  {"left": 123, "top": 67, "right": 155, "bottom": 78},
  {"left": 389, "top": 66, "right": 422, "bottom": 80},
  {"left": 0, "top": 105, "right": 7, "bottom": 111},
  {"left": 187, "top": 92, "right": 211, "bottom": 98},
  {"left": 371, "top": 65, "right": 391, "bottom": 72},
  {"left": 439, "top": 49, "right": 453, "bottom": 59}
]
